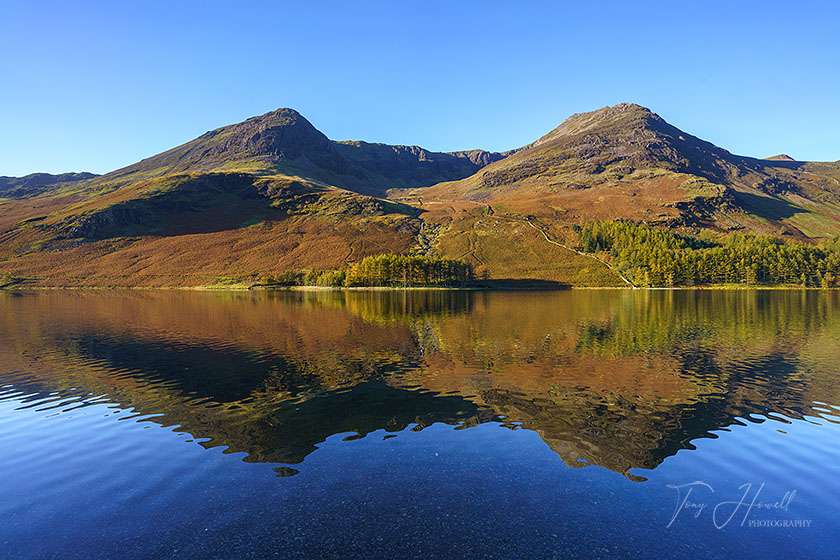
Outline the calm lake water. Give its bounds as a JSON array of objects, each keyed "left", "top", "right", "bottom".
[{"left": 1, "top": 289, "right": 839, "bottom": 559}]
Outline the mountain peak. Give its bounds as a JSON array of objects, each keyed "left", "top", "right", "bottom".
[
  {"left": 612, "top": 102, "right": 648, "bottom": 111},
  {"left": 764, "top": 154, "right": 796, "bottom": 162},
  {"left": 106, "top": 107, "right": 332, "bottom": 179},
  {"left": 264, "top": 107, "right": 302, "bottom": 117},
  {"left": 565, "top": 102, "right": 654, "bottom": 121},
  {"left": 218, "top": 107, "right": 331, "bottom": 158},
  {"left": 198, "top": 107, "right": 330, "bottom": 157},
  {"left": 588, "top": 102, "right": 652, "bottom": 116},
  {"left": 241, "top": 107, "right": 308, "bottom": 127},
  {"left": 96, "top": 107, "right": 500, "bottom": 196},
  {"left": 449, "top": 101, "right": 757, "bottom": 196},
  {"left": 533, "top": 103, "right": 657, "bottom": 147}
]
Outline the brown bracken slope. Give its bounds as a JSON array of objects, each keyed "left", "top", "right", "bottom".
[
  {"left": 394, "top": 104, "right": 840, "bottom": 283},
  {"left": 1, "top": 103, "right": 839, "bottom": 287}
]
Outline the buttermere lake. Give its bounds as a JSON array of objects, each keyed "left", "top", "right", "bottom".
[{"left": 1, "top": 289, "right": 838, "bottom": 559}]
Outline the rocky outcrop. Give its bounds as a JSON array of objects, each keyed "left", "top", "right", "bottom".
[{"left": 59, "top": 173, "right": 256, "bottom": 238}]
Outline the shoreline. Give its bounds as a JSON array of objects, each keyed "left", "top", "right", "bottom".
[{"left": 2, "top": 284, "right": 838, "bottom": 292}]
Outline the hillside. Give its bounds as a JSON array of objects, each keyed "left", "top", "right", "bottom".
[
  {"left": 0, "top": 109, "right": 504, "bottom": 287},
  {"left": 407, "top": 104, "right": 840, "bottom": 232},
  {"left": 396, "top": 104, "right": 840, "bottom": 282},
  {"left": 1, "top": 103, "right": 839, "bottom": 288},
  {"left": 0, "top": 171, "right": 425, "bottom": 287}
]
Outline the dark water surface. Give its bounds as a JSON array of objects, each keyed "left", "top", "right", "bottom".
[{"left": 1, "top": 289, "right": 839, "bottom": 559}]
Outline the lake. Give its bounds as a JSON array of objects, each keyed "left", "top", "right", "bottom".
[{"left": 1, "top": 289, "right": 838, "bottom": 559}]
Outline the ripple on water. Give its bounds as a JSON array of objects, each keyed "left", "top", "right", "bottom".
[{"left": 1, "top": 290, "right": 840, "bottom": 559}]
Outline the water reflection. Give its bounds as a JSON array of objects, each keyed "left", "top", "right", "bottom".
[{"left": 1, "top": 289, "right": 838, "bottom": 480}]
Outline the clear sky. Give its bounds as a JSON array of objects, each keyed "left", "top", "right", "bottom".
[{"left": 1, "top": 0, "right": 838, "bottom": 176}]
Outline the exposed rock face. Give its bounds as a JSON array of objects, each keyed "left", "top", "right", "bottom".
[
  {"left": 669, "top": 186, "right": 739, "bottom": 227},
  {"left": 226, "top": 109, "right": 334, "bottom": 160},
  {"left": 754, "top": 175, "right": 800, "bottom": 195},
  {"left": 334, "top": 141, "right": 504, "bottom": 190},
  {"left": 445, "top": 149, "right": 507, "bottom": 167},
  {"left": 59, "top": 173, "right": 258, "bottom": 238}
]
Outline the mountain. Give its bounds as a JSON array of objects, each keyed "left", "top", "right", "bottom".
[
  {"left": 0, "top": 172, "right": 98, "bottom": 198},
  {"left": 1, "top": 103, "right": 840, "bottom": 287},
  {"left": 0, "top": 109, "right": 503, "bottom": 287},
  {"left": 98, "top": 108, "right": 502, "bottom": 196},
  {"left": 411, "top": 103, "right": 840, "bottom": 229},
  {"left": 401, "top": 104, "right": 840, "bottom": 283}
]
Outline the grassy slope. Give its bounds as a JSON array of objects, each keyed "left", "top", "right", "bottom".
[
  {"left": 0, "top": 108, "right": 502, "bottom": 287},
  {"left": 405, "top": 105, "right": 840, "bottom": 238},
  {"left": 3, "top": 104, "right": 840, "bottom": 288},
  {"left": 415, "top": 199, "right": 625, "bottom": 287},
  {"left": 389, "top": 105, "right": 840, "bottom": 285},
  {"left": 0, "top": 172, "right": 419, "bottom": 287}
]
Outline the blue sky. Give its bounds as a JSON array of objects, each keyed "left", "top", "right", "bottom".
[{"left": 1, "top": 0, "right": 838, "bottom": 176}]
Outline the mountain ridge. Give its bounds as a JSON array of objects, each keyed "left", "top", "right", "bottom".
[
  {"left": 0, "top": 172, "right": 99, "bottom": 199},
  {"left": 97, "top": 107, "right": 502, "bottom": 196},
  {"left": 2, "top": 103, "right": 840, "bottom": 287},
  {"left": 408, "top": 103, "right": 840, "bottom": 238}
]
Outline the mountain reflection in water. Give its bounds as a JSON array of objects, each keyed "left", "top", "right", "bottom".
[{"left": 1, "top": 289, "right": 838, "bottom": 481}]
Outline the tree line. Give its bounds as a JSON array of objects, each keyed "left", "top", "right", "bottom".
[
  {"left": 262, "top": 254, "right": 474, "bottom": 288},
  {"left": 577, "top": 221, "right": 840, "bottom": 287}
]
